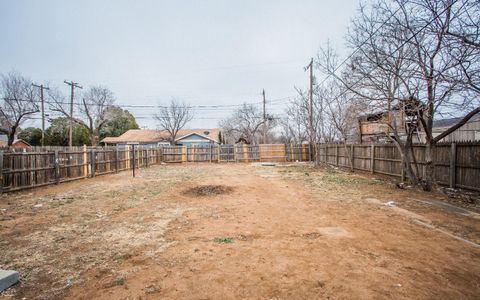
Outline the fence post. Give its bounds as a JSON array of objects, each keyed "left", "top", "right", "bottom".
[
  {"left": 243, "top": 144, "right": 248, "bottom": 162},
  {"left": 126, "top": 147, "right": 130, "bottom": 169},
  {"left": 114, "top": 148, "right": 119, "bottom": 173},
  {"left": 132, "top": 145, "right": 136, "bottom": 177},
  {"left": 335, "top": 144, "right": 339, "bottom": 166},
  {"left": 209, "top": 144, "right": 212, "bottom": 163},
  {"left": 0, "top": 151, "right": 3, "bottom": 194},
  {"left": 83, "top": 145, "right": 88, "bottom": 178},
  {"left": 145, "top": 149, "right": 149, "bottom": 167},
  {"left": 289, "top": 143, "right": 295, "bottom": 161},
  {"left": 324, "top": 144, "right": 327, "bottom": 163},
  {"left": 54, "top": 150, "right": 60, "bottom": 184},
  {"left": 319, "top": 144, "right": 322, "bottom": 163},
  {"left": 450, "top": 142, "right": 457, "bottom": 188},
  {"left": 350, "top": 144, "right": 354, "bottom": 171},
  {"left": 370, "top": 144, "right": 375, "bottom": 174},
  {"left": 90, "top": 149, "right": 96, "bottom": 177},
  {"left": 217, "top": 144, "right": 220, "bottom": 163},
  {"left": 302, "top": 144, "right": 306, "bottom": 161},
  {"left": 182, "top": 146, "right": 187, "bottom": 163}
]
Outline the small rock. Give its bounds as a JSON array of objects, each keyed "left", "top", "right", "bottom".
[
  {"left": 32, "top": 204, "right": 43, "bottom": 209},
  {"left": 383, "top": 201, "right": 396, "bottom": 207},
  {"left": 393, "top": 283, "right": 402, "bottom": 288}
]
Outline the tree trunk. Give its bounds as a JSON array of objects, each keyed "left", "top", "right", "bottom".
[
  {"left": 343, "top": 140, "right": 353, "bottom": 171},
  {"left": 424, "top": 141, "right": 435, "bottom": 191},
  {"left": 401, "top": 142, "right": 419, "bottom": 185},
  {"left": 392, "top": 137, "right": 419, "bottom": 185},
  {"left": 7, "top": 130, "right": 15, "bottom": 146},
  {"left": 90, "top": 134, "right": 98, "bottom": 147}
]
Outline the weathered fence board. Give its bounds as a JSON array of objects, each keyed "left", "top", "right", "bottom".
[
  {"left": 0, "top": 144, "right": 311, "bottom": 193},
  {"left": 316, "top": 142, "right": 480, "bottom": 192},
  {"left": 2, "top": 142, "right": 478, "bottom": 193}
]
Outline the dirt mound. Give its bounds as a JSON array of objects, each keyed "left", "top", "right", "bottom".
[
  {"left": 183, "top": 185, "right": 233, "bottom": 197},
  {"left": 302, "top": 232, "right": 322, "bottom": 239}
]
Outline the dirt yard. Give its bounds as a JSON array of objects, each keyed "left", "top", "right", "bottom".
[{"left": 1, "top": 163, "right": 479, "bottom": 299}]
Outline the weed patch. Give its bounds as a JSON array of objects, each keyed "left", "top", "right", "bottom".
[
  {"left": 214, "top": 237, "right": 234, "bottom": 244},
  {"left": 115, "top": 277, "right": 125, "bottom": 286}
]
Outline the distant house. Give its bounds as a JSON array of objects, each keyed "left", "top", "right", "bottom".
[
  {"left": 425, "top": 115, "right": 480, "bottom": 142},
  {"left": 357, "top": 101, "right": 480, "bottom": 143},
  {"left": 101, "top": 128, "right": 221, "bottom": 147},
  {"left": 358, "top": 99, "right": 423, "bottom": 143},
  {"left": 0, "top": 139, "right": 31, "bottom": 148}
]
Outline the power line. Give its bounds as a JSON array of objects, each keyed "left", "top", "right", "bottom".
[
  {"left": 322, "top": 0, "right": 460, "bottom": 110},
  {"left": 315, "top": 5, "right": 403, "bottom": 88},
  {"left": 3, "top": 95, "right": 293, "bottom": 109}
]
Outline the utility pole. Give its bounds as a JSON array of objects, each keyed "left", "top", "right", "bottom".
[
  {"left": 305, "top": 58, "right": 314, "bottom": 161},
  {"left": 32, "top": 83, "right": 50, "bottom": 146},
  {"left": 64, "top": 80, "right": 83, "bottom": 147},
  {"left": 262, "top": 89, "right": 266, "bottom": 144}
]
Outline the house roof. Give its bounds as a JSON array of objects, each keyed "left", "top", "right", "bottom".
[
  {"left": 433, "top": 114, "right": 480, "bottom": 128},
  {"left": 175, "top": 132, "right": 218, "bottom": 143},
  {"left": 0, "top": 139, "right": 31, "bottom": 147},
  {"left": 101, "top": 128, "right": 220, "bottom": 144}
]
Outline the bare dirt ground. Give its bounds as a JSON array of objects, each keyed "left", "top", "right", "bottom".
[{"left": 0, "top": 163, "right": 479, "bottom": 299}]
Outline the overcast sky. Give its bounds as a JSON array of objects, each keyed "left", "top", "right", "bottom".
[{"left": 0, "top": 0, "right": 360, "bottom": 129}]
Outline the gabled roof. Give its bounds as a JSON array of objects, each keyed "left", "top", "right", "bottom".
[
  {"left": 101, "top": 128, "right": 220, "bottom": 144},
  {"left": 175, "top": 132, "right": 218, "bottom": 143},
  {"left": 101, "top": 129, "right": 164, "bottom": 144}
]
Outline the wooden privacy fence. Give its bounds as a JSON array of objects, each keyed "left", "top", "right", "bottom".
[
  {"left": 0, "top": 144, "right": 311, "bottom": 193},
  {"left": 316, "top": 142, "right": 480, "bottom": 192},
  {"left": 0, "top": 145, "right": 160, "bottom": 193},
  {"left": 162, "top": 144, "right": 311, "bottom": 163}
]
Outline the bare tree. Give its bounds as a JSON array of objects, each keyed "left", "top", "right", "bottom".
[
  {"left": 445, "top": 0, "right": 480, "bottom": 95},
  {"left": 319, "top": 79, "right": 367, "bottom": 170},
  {"left": 0, "top": 72, "right": 39, "bottom": 146},
  {"left": 219, "top": 103, "right": 273, "bottom": 144},
  {"left": 281, "top": 81, "right": 337, "bottom": 146},
  {"left": 346, "top": 1, "right": 423, "bottom": 183},
  {"left": 51, "top": 85, "right": 115, "bottom": 146},
  {"left": 280, "top": 98, "right": 308, "bottom": 144},
  {"left": 395, "top": 0, "right": 480, "bottom": 190},
  {"left": 155, "top": 99, "right": 194, "bottom": 145},
  {"left": 315, "top": 0, "right": 479, "bottom": 189},
  {"left": 322, "top": 82, "right": 364, "bottom": 143}
]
